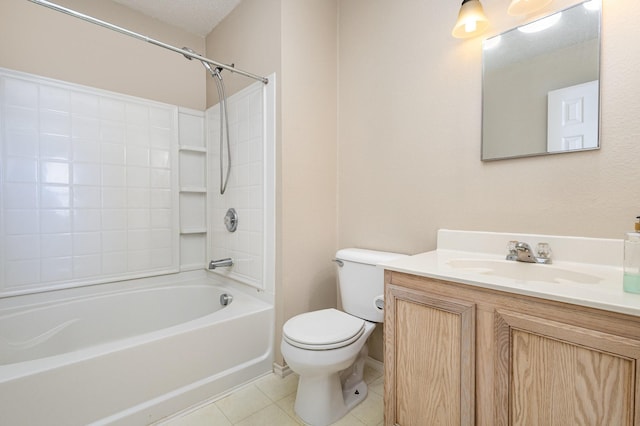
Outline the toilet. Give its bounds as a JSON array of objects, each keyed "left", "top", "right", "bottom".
[{"left": 281, "top": 248, "right": 406, "bottom": 426}]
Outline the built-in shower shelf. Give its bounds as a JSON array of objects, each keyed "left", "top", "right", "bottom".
[
  {"left": 180, "top": 228, "right": 207, "bottom": 235},
  {"left": 179, "top": 145, "right": 207, "bottom": 153},
  {"left": 179, "top": 187, "right": 207, "bottom": 193},
  {"left": 178, "top": 109, "right": 207, "bottom": 270}
]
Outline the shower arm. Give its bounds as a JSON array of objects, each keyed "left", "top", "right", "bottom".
[{"left": 27, "top": 0, "right": 269, "bottom": 85}]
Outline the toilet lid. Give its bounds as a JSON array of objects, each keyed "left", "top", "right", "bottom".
[{"left": 283, "top": 308, "right": 365, "bottom": 350}]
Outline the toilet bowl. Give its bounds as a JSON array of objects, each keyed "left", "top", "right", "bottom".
[
  {"left": 281, "top": 309, "right": 375, "bottom": 426},
  {"left": 281, "top": 248, "right": 406, "bottom": 426}
]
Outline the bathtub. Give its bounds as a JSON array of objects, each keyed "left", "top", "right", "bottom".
[{"left": 0, "top": 272, "right": 274, "bottom": 425}]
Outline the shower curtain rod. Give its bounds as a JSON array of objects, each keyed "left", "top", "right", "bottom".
[{"left": 27, "top": 0, "right": 269, "bottom": 84}]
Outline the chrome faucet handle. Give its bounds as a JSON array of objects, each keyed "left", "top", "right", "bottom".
[
  {"left": 506, "top": 241, "right": 519, "bottom": 261},
  {"left": 536, "top": 242, "right": 552, "bottom": 260}
]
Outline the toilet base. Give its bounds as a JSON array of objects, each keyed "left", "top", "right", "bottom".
[
  {"left": 294, "top": 374, "right": 369, "bottom": 426},
  {"left": 293, "top": 344, "right": 370, "bottom": 426},
  {"left": 342, "top": 379, "right": 369, "bottom": 414}
]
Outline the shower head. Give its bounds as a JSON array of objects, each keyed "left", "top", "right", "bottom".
[{"left": 182, "top": 46, "right": 223, "bottom": 78}]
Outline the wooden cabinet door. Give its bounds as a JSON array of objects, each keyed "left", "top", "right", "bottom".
[
  {"left": 495, "top": 309, "right": 640, "bottom": 426},
  {"left": 384, "top": 284, "right": 476, "bottom": 426}
]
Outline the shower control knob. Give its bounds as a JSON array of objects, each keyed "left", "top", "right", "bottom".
[{"left": 224, "top": 208, "right": 238, "bottom": 232}]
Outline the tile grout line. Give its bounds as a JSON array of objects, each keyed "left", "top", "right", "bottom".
[{"left": 249, "top": 382, "right": 302, "bottom": 425}]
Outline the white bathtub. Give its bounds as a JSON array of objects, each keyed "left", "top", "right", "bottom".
[{"left": 0, "top": 272, "right": 274, "bottom": 425}]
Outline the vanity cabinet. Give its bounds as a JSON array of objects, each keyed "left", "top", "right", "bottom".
[{"left": 384, "top": 271, "right": 640, "bottom": 426}]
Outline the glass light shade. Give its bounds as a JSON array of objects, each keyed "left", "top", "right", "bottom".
[
  {"left": 452, "top": 0, "right": 490, "bottom": 39},
  {"left": 508, "top": 0, "right": 553, "bottom": 15}
]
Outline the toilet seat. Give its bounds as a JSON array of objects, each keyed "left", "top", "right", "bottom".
[{"left": 283, "top": 308, "right": 365, "bottom": 350}]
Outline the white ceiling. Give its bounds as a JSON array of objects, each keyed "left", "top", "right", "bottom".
[{"left": 111, "top": 0, "right": 242, "bottom": 37}]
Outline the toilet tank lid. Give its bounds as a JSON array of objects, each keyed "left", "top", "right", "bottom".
[{"left": 336, "top": 248, "right": 406, "bottom": 265}]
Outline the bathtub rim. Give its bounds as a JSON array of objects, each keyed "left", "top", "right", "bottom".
[
  {"left": 0, "top": 272, "right": 273, "bottom": 381},
  {"left": 0, "top": 269, "right": 273, "bottom": 312}
]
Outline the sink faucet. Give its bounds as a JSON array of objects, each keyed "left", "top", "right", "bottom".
[
  {"left": 209, "top": 258, "right": 233, "bottom": 269},
  {"left": 506, "top": 241, "right": 552, "bottom": 264}
]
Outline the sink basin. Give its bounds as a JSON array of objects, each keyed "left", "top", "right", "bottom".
[{"left": 447, "top": 259, "right": 603, "bottom": 284}]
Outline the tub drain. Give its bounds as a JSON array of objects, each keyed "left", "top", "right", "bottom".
[{"left": 220, "top": 293, "right": 233, "bottom": 306}]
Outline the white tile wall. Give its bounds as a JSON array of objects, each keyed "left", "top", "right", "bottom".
[
  {"left": 208, "top": 81, "right": 265, "bottom": 289},
  {"left": 0, "top": 69, "right": 179, "bottom": 296}
]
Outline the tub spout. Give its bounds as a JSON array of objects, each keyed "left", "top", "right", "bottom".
[{"left": 209, "top": 258, "right": 233, "bottom": 269}]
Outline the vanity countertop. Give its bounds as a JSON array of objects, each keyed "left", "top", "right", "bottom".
[{"left": 378, "top": 229, "right": 640, "bottom": 318}]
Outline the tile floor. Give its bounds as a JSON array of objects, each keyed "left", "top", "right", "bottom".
[{"left": 157, "top": 364, "right": 384, "bottom": 426}]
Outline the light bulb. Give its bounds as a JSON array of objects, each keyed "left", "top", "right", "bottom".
[{"left": 465, "top": 20, "right": 478, "bottom": 33}]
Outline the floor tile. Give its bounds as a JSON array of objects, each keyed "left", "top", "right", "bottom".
[
  {"left": 214, "top": 384, "right": 272, "bottom": 423},
  {"left": 233, "top": 404, "right": 299, "bottom": 426},
  {"left": 330, "top": 413, "right": 367, "bottom": 426},
  {"left": 349, "top": 391, "right": 383, "bottom": 426},
  {"left": 368, "top": 376, "right": 384, "bottom": 397},
  {"left": 160, "top": 403, "right": 232, "bottom": 426},
  {"left": 362, "top": 364, "right": 383, "bottom": 384},
  {"left": 275, "top": 393, "right": 301, "bottom": 422},
  {"left": 254, "top": 372, "right": 299, "bottom": 402}
]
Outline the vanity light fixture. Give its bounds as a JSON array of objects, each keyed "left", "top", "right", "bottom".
[
  {"left": 508, "top": 0, "right": 552, "bottom": 16},
  {"left": 452, "top": 0, "right": 490, "bottom": 39}
]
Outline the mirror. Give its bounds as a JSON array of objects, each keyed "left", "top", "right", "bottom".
[{"left": 482, "top": 1, "right": 601, "bottom": 161}]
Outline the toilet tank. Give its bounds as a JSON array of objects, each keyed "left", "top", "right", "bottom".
[{"left": 335, "top": 248, "right": 406, "bottom": 323}]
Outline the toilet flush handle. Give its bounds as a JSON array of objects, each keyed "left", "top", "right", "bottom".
[
  {"left": 332, "top": 259, "right": 344, "bottom": 267},
  {"left": 374, "top": 295, "right": 384, "bottom": 311}
]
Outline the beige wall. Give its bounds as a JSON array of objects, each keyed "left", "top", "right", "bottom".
[
  {"left": 280, "top": 0, "right": 338, "bottom": 360},
  {"left": 207, "top": 0, "right": 338, "bottom": 367},
  {"left": 338, "top": 0, "right": 640, "bottom": 258},
  {"left": 204, "top": 0, "right": 281, "bottom": 106},
  {"left": 0, "top": 0, "right": 205, "bottom": 109}
]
